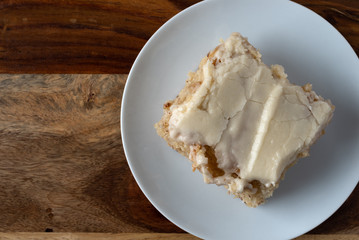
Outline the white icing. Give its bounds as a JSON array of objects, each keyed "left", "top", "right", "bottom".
[{"left": 168, "top": 33, "right": 334, "bottom": 193}]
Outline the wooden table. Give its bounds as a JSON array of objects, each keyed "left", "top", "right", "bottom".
[{"left": 0, "top": 1, "right": 358, "bottom": 239}]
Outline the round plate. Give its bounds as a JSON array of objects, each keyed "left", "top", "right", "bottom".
[{"left": 121, "top": 0, "right": 359, "bottom": 239}]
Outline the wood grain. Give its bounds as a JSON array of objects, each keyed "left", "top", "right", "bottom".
[
  {"left": 0, "top": 0, "right": 201, "bottom": 73},
  {"left": 0, "top": 0, "right": 357, "bottom": 73},
  {"left": 0, "top": 233, "right": 358, "bottom": 240},
  {"left": 0, "top": 233, "right": 200, "bottom": 240},
  {"left": 0, "top": 74, "right": 358, "bottom": 238},
  {"left": 0, "top": 0, "right": 358, "bottom": 238},
  {"left": 0, "top": 75, "right": 181, "bottom": 233}
]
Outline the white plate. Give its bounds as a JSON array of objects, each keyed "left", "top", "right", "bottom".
[{"left": 121, "top": 0, "right": 359, "bottom": 239}]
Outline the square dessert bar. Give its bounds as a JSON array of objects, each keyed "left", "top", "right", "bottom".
[{"left": 155, "top": 33, "right": 334, "bottom": 207}]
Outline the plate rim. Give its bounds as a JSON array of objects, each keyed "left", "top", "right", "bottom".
[{"left": 121, "top": 0, "right": 359, "bottom": 239}]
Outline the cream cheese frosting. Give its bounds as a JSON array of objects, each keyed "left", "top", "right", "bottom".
[{"left": 168, "top": 33, "right": 334, "bottom": 193}]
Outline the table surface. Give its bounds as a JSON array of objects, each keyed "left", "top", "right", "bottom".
[{"left": 0, "top": 0, "right": 358, "bottom": 239}]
